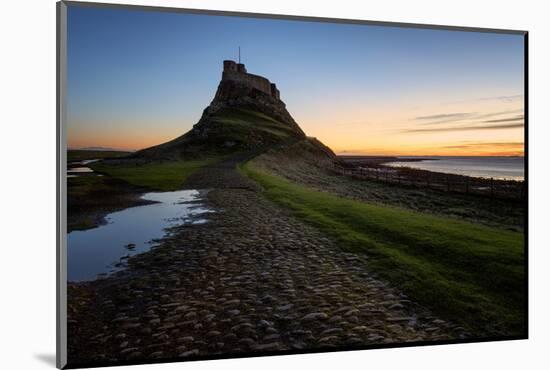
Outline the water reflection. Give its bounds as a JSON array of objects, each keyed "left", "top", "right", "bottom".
[
  {"left": 67, "top": 189, "right": 212, "bottom": 281},
  {"left": 68, "top": 167, "right": 94, "bottom": 173},
  {"left": 67, "top": 159, "right": 100, "bottom": 177}
]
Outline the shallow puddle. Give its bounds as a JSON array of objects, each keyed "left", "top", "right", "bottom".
[{"left": 67, "top": 189, "right": 212, "bottom": 281}]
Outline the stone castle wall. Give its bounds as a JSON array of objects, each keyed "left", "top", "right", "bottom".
[{"left": 222, "top": 60, "right": 280, "bottom": 99}]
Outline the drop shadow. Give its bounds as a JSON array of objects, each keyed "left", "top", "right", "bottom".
[{"left": 34, "top": 353, "right": 56, "bottom": 367}]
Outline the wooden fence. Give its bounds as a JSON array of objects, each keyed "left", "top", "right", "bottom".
[{"left": 332, "top": 164, "right": 525, "bottom": 201}]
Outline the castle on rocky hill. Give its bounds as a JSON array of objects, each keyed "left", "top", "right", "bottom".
[
  {"left": 206, "top": 59, "right": 299, "bottom": 132},
  {"left": 222, "top": 60, "right": 281, "bottom": 100},
  {"left": 134, "top": 59, "right": 308, "bottom": 158}
]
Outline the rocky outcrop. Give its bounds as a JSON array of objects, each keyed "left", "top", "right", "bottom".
[
  {"left": 135, "top": 61, "right": 306, "bottom": 159},
  {"left": 195, "top": 76, "right": 305, "bottom": 138}
]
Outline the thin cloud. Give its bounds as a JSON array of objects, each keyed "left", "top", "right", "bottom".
[
  {"left": 474, "top": 109, "right": 524, "bottom": 120},
  {"left": 414, "top": 113, "right": 472, "bottom": 121},
  {"left": 414, "top": 113, "right": 478, "bottom": 125},
  {"left": 414, "top": 109, "right": 524, "bottom": 126},
  {"left": 481, "top": 94, "right": 524, "bottom": 103},
  {"left": 484, "top": 115, "right": 524, "bottom": 123},
  {"left": 403, "top": 123, "right": 524, "bottom": 133},
  {"left": 442, "top": 142, "right": 524, "bottom": 149},
  {"left": 445, "top": 94, "right": 524, "bottom": 105}
]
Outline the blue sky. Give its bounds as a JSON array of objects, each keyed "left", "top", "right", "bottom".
[{"left": 67, "top": 4, "right": 525, "bottom": 154}]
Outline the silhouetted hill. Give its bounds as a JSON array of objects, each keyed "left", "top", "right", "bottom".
[{"left": 135, "top": 60, "right": 333, "bottom": 163}]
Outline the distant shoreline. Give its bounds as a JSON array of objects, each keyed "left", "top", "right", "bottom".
[
  {"left": 337, "top": 155, "right": 524, "bottom": 182},
  {"left": 337, "top": 155, "right": 437, "bottom": 166}
]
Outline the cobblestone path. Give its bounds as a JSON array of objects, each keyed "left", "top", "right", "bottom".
[{"left": 67, "top": 156, "right": 466, "bottom": 365}]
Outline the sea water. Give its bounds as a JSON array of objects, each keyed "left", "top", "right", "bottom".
[{"left": 386, "top": 156, "right": 524, "bottom": 181}]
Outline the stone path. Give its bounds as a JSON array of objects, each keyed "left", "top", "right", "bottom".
[{"left": 67, "top": 156, "right": 467, "bottom": 365}]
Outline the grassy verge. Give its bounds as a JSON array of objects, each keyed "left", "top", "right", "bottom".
[
  {"left": 241, "top": 162, "right": 525, "bottom": 337},
  {"left": 90, "top": 157, "right": 220, "bottom": 191},
  {"left": 68, "top": 150, "right": 132, "bottom": 161}
]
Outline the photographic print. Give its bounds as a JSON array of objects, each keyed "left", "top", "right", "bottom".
[{"left": 58, "top": 1, "right": 527, "bottom": 368}]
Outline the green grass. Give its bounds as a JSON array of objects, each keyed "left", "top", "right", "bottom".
[
  {"left": 91, "top": 157, "right": 220, "bottom": 191},
  {"left": 241, "top": 162, "right": 525, "bottom": 337},
  {"left": 68, "top": 150, "right": 132, "bottom": 161},
  {"left": 67, "top": 175, "right": 108, "bottom": 196},
  {"left": 211, "top": 108, "right": 297, "bottom": 139}
]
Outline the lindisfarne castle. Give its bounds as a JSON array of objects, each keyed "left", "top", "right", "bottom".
[
  {"left": 134, "top": 58, "right": 309, "bottom": 158},
  {"left": 221, "top": 60, "right": 281, "bottom": 100},
  {"left": 202, "top": 59, "right": 304, "bottom": 136}
]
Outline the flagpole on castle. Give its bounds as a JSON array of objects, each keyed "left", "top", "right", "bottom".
[{"left": 238, "top": 46, "right": 241, "bottom": 64}]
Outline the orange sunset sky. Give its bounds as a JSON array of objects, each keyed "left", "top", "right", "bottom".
[{"left": 67, "top": 8, "right": 525, "bottom": 156}]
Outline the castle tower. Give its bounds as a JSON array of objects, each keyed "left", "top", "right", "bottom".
[
  {"left": 223, "top": 60, "right": 237, "bottom": 73},
  {"left": 220, "top": 60, "right": 280, "bottom": 100},
  {"left": 270, "top": 83, "right": 280, "bottom": 100},
  {"left": 236, "top": 63, "right": 247, "bottom": 73}
]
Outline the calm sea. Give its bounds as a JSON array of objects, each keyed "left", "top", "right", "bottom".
[{"left": 385, "top": 156, "right": 524, "bottom": 181}]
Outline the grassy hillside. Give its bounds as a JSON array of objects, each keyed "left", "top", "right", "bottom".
[
  {"left": 209, "top": 108, "right": 300, "bottom": 140},
  {"left": 135, "top": 107, "right": 304, "bottom": 159},
  {"left": 241, "top": 162, "right": 525, "bottom": 337}
]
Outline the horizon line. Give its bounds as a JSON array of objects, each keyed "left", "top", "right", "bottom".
[{"left": 67, "top": 146, "right": 524, "bottom": 158}]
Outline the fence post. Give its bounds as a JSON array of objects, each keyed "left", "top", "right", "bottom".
[
  {"left": 490, "top": 178, "right": 494, "bottom": 199},
  {"left": 466, "top": 177, "right": 469, "bottom": 194},
  {"left": 376, "top": 169, "right": 379, "bottom": 180},
  {"left": 427, "top": 175, "right": 430, "bottom": 189},
  {"left": 446, "top": 176, "right": 450, "bottom": 192}
]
